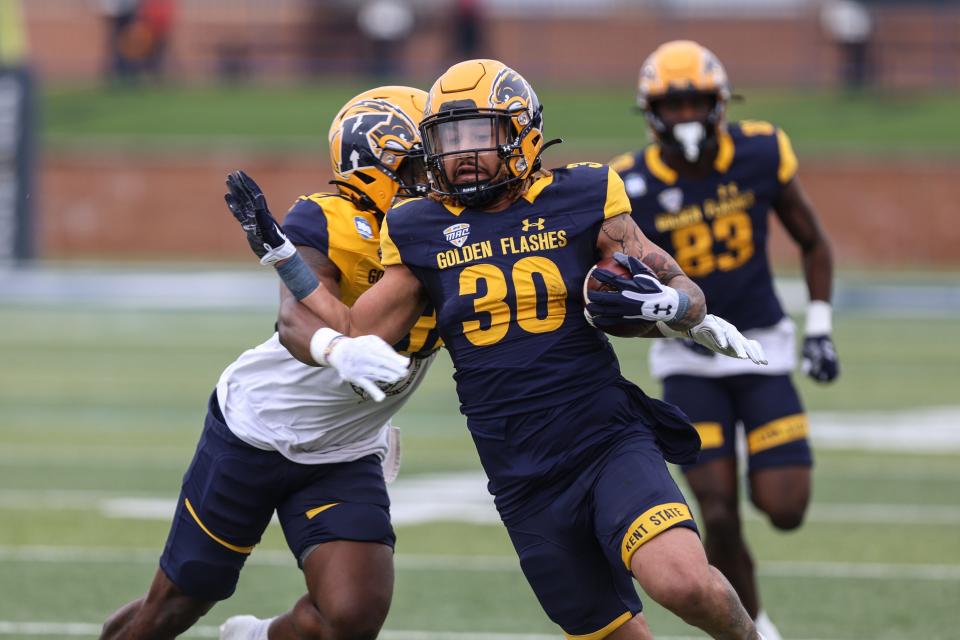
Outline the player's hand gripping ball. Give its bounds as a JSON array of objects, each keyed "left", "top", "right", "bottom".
[{"left": 582, "top": 257, "right": 656, "bottom": 338}]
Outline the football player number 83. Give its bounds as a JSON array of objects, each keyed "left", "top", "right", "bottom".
[
  {"left": 672, "top": 210, "right": 754, "bottom": 278},
  {"left": 459, "top": 257, "right": 567, "bottom": 346}
]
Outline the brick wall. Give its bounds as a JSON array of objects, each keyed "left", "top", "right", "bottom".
[{"left": 23, "top": 2, "right": 960, "bottom": 89}]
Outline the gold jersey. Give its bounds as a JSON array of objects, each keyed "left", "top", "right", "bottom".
[{"left": 283, "top": 193, "right": 441, "bottom": 357}]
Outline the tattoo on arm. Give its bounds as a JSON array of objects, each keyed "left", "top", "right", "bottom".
[
  {"left": 641, "top": 252, "right": 684, "bottom": 284},
  {"left": 599, "top": 213, "right": 647, "bottom": 259},
  {"left": 600, "top": 214, "right": 687, "bottom": 285},
  {"left": 598, "top": 214, "right": 706, "bottom": 330},
  {"left": 600, "top": 215, "right": 631, "bottom": 254}
]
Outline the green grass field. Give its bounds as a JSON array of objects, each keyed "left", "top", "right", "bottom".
[
  {"left": 41, "top": 83, "right": 960, "bottom": 158},
  {"left": 2, "top": 300, "right": 959, "bottom": 639}
]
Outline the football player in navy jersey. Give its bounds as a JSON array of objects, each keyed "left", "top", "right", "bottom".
[
  {"left": 610, "top": 40, "right": 840, "bottom": 640},
  {"left": 100, "top": 88, "right": 439, "bottom": 640},
  {"left": 230, "top": 59, "right": 773, "bottom": 640}
]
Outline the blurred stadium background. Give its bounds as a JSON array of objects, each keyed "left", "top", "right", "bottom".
[{"left": 1, "top": 0, "right": 959, "bottom": 638}]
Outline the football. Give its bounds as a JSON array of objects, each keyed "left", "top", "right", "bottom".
[{"left": 583, "top": 257, "right": 655, "bottom": 338}]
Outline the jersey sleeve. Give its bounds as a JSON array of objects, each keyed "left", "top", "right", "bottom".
[
  {"left": 380, "top": 214, "right": 403, "bottom": 267},
  {"left": 282, "top": 196, "right": 330, "bottom": 254},
  {"left": 603, "top": 166, "right": 632, "bottom": 219},
  {"left": 608, "top": 152, "right": 636, "bottom": 174},
  {"left": 776, "top": 127, "right": 799, "bottom": 184}
]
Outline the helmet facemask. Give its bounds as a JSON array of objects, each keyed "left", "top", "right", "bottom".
[
  {"left": 646, "top": 91, "right": 725, "bottom": 164},
  {"left": 421, "top": 106, "right": 536, "bottom": 209},
  {"left": 420, "top": 60, "right": 547, "bottom": 209},
  {"left": 636, "top": 41, "right": 733, "bottom": 165}
]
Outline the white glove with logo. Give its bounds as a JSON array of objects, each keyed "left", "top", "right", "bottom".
[
  {"left": 310, "top": 328, "right": 410, "bottom": 402},
  {"left": 658, "top": 314, "right": 767, "bottom": 365}
]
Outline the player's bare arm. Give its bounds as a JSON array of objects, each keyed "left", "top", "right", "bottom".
[
  {"left": 588, "top": 212, "right": 764, "bottom": 363},
  {"left": 276, "top": 245, "right": 342, "bottom": 365},
  {"left": 597, "top": 212, "right": 706, "bottom": 330},
  {"left": 346, "top": 264, "right": 430, "bottom": 343},
  {"left": 226, "top": 169, "right": 411, "bottom": 399},
  {"left": 774, "top": 176, "right": 840, "bottom": 382},
  {"left": 773, "top": 178, "right": 833, "bottom": 303},
  {"left": 296, "top": 261, "right": 427, "bottom": 342}
]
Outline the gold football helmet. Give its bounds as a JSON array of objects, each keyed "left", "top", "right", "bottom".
[
  {"left": 419, "top": 59, "right": 545, "bottom": 207},
  {"left": 637, "top": 40, "right": 731, "bottom": 163},
  {"left": 328, "top": 86, "right": 428, "bottom": 216}
]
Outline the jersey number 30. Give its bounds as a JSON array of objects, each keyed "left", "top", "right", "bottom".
[{"left": 459, "top": 257, "right": 567, "bottom": 346}]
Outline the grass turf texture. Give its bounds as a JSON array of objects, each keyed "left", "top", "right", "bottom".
[
  {"left": 41, "top": 84, "right": 960, "bottom": 158},
  {"left": 1, "top": 304, "right": 959, "bottom": 638}
]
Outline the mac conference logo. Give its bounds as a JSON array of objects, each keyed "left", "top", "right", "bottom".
[
  {"left": 354, "top": 216, "right": 374, "bottom": 239},
  {"left": 443, "top": 223, "right": 470, "bottom": 248},
  {"left": 658, "top": 187, "right": 683, "bottom": 213}
]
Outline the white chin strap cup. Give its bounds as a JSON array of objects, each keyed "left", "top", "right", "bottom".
[{"left": 673, "top": 121, "right": 706, "bottom": 163}]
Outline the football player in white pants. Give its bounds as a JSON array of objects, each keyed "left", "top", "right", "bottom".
[{"left": 99, "top": 87, "right": 441, "bottom": 640}]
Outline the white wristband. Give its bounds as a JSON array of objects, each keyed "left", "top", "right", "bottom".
[
  {"left": 805, "top": 300, "right": 833, "bottom": 336},
  {"left": 309, "top": 327, "right": 344, "bottom": 366}
]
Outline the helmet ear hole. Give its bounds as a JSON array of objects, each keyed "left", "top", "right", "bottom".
[{"left": 355, "top": 171, "right": 376, "bottom": 185}]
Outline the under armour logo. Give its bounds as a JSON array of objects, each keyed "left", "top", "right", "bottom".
[
  {"left": 522, "top": 218, "right": 545, "bottom": 231},
  {"left": 651, "top": 303, "right": 674, "bottom": 316}
]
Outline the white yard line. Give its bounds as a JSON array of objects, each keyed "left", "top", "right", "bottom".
[
  {"left": 809, "top": 407, "right": 960, "bottom": 454},
  {"left": 0, "top": 620, "right": 844, "bottom": 640},
  {"left": 760, "top": 561, "right": 960, "bottom": 581},
  {"left": 793, "top": 503, "right": 960, "bottom": 525},
  {"left": 2, "top": 478, "right": 960, "bottom": 527},
  {"left": 4, "top": 266, "right": 960, "bottom": 320},
  {"left": 0, "top": 545, "right": 957, "bottom": 582}
]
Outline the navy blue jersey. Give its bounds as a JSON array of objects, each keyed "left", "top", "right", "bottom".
[
  {"left": 381, "top": 164, "right": 629, "bottom": 421},
  {"left": 612, "top": 121, "right": 799, "bottom": 331},
  {"left": 381, "top": 165, "right": 699, "bottom": 519}
]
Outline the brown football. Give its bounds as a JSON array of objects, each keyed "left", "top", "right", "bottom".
[{"left": 584, "top": 257, "right": 655, "bottom": 338}]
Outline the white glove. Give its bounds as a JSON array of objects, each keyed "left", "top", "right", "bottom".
[
  {"left": 658, "top": 314, "right": 767, "bottom": 365},
  {"left": 310, "top": 328, "right": 410, "bottom": 402}
]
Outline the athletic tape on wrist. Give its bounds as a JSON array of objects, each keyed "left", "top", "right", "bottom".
[
  {"left": 805, "top": 300, "right": 833, "bottom": 336},
  {"left": 309, "top": 327, "right": 344, "bottom": 367},
  {"left": 275, "top": 253, "right": 320, "bottom": 300},
  {"left": 673, "top": 289, "right": 690, "bottom": 323}
]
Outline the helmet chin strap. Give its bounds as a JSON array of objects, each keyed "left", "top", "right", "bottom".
[
  {"left": 328, "top": 180, "right": 385, "bottom": 218},
  {"left": 672, "top": 121, "right": 707, "bottom": 163},
  {"left": 455, "top": 179, "right": 506, "bottom": 208}
]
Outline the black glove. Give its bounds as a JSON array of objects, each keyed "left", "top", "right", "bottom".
[
  {"left": 586, "top": 252, "right": 685, "bottom": 324},
  {"left": 802, "top": 335, "right": 839, "bottom": 383},
  {"left": 224, "top": 170, "right": 292, "bottom": 263}
]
